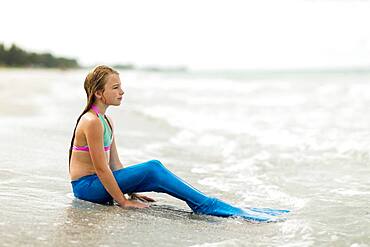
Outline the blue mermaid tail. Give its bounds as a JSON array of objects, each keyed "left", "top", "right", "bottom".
[{"left": 72, "top": 160, "right": 290, "bottom": 222}]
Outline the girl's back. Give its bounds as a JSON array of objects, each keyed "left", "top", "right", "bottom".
[{"left": 69, "top": 110, "right": 111, "bottom": 180}]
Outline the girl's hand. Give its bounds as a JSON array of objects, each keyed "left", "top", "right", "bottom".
[
  {"left": 130, "top": 193, "right": 156, "bottom": 202},
  {"left": 119, "top": 200, "right": 149, "bottom": 209}
]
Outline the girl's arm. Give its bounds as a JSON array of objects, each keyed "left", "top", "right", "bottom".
[
  {"left": 109, "top": 137, "right": 124, "bottom": 171},
  {"left": 106, "top": 116, "right": 124, "bottom": 171},
  {"left": 85, "top": 118, "right": 128, "bottom": 205}
]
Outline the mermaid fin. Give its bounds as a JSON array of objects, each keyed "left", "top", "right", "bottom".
[
  {"left": 194, "top": 198, "right": 287, "bottom": 223},
  {"left": 249, "top": 207, "right": 290, "bottom": 216}
]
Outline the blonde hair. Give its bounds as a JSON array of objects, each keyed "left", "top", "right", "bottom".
[{"left": 68, "top": 65, "right": 119, "bottom": 169}]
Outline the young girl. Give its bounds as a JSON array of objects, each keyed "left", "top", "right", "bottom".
[{"left": 68, "top": 65, "right": 288, "bottom": 222}]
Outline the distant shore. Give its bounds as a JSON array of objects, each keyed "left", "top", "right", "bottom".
[
  {"left": 1, "top": 42, "right": 368, "bottom": 74},
  {"left": 0, "top": 42, "right": 189, "bottom": 72},
  {"left": 0, "top": 43, "right": 79, "bottom": 69}
]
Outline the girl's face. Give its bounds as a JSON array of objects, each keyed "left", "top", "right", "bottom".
[{"left": 101, "top": 73, "right": 125, "bottom": 106}]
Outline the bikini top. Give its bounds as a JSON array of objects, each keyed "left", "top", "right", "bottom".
[{"left": 72, "top": 104, "right": 113, "bottom": 152}]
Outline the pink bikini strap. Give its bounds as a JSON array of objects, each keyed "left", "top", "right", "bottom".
[{"left": 91, "top": 104, "right": 100, "bottom": 116}]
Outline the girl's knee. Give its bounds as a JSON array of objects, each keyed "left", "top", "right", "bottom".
[
  {"left": 146, "top": 159, "right": 167, "bottom": 178},
  {"left": 148, "top": 159, "right": 165, "bottom": 169}
]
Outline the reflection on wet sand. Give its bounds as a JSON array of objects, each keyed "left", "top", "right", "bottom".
[{"left": 51, "top": 198, "right": 223, "bottom": 246}]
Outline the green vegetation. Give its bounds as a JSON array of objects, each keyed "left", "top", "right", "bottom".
[
  {"left": 0, "top": 43, "right": 79, "bottom": 69},
  {"left": 111, "top": 63, "right": 188, "bottom": 72},
  {"left": 111, "top": 63, "right": 136, "bottom": 70}
]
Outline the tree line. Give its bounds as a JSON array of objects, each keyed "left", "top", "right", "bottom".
[{"left": 0, "top": 43, "right": 79, "bottom": 69}]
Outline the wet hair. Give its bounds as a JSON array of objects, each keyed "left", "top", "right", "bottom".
[{"left": 68, "top": 65, "right": 119, "bottom": 170}]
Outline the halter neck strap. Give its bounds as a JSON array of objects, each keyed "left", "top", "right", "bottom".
[{"left": 91, "top": 104, "right": 100, "bottom": 116}]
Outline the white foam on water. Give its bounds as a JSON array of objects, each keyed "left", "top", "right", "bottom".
[
  {"left": 330, "top": 188, "right": 370, "bottom": 196},
  {"left": 190, "top": 239, "right": 245, "bottom": 247},
  {"left": 197, "top": 177, "right": 232, "bottom": 192}
]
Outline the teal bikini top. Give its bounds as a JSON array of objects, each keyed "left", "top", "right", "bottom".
[
  {"left": 98, "top": 112, "right": 113, "bottom": 147},
  {"left": 72, "top": 104, "right": 113, "bottom": 152}
]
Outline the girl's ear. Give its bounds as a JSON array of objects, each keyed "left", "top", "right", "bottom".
[{"left": 94, "top": 90, "right": 103, "bottom": 100}]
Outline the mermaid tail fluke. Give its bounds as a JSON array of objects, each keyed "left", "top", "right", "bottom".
[{"left": 192, "top": 197, "right": 289, "bottom": 223}]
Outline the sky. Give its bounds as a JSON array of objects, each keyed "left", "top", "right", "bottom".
[{"left": 1, "top": 0, "right": 370, "bottom": 70}]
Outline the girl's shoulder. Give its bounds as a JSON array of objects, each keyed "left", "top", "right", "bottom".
[
  {"left": 79, "top": 111, "right": 97, "bottom": 123},
  {"left": 80, "top": 111, "right": 114, "bottom": 130},
  {"left": 77, "top": 111, "right": 101, "bottom": 129}
]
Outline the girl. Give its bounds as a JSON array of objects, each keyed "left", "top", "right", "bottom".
[{"left": 68, "top": 65, "right": 288, "bottom": 222}]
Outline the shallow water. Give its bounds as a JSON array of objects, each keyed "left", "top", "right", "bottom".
[{"left": 0, "top": 68, "right": 369, "bottom": 246}]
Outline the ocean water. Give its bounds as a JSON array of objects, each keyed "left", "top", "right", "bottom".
[{"left": 0, "top": 68, "right": 369, "bottom": 246}]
